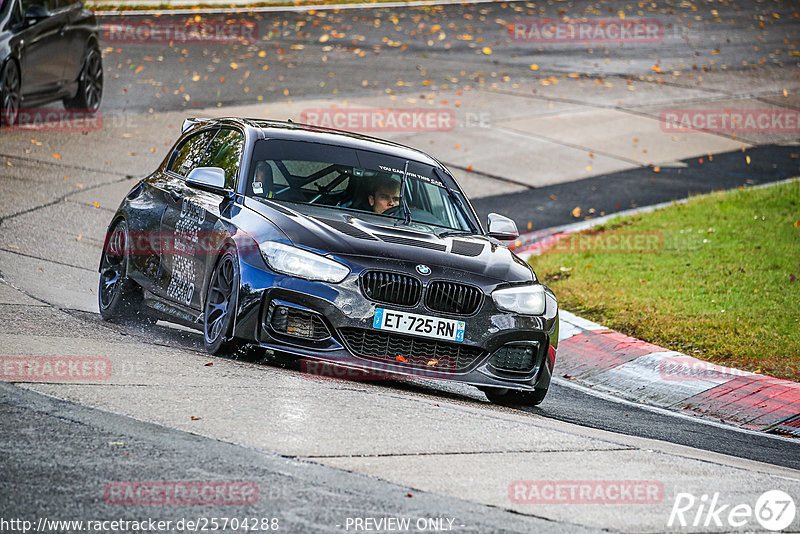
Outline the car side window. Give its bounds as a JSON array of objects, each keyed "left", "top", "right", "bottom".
[
  {"left": 8, "top": 0, "right": 24, "bottom": 24},
  {"left": 21, "top": 0, "right": 53, "bottom": 13},
  {"left": 198, "top": 128, "right": 244, "bottom": 189},
  {"left": 169, "top": 129, "right": 216, "bottom": 178}
]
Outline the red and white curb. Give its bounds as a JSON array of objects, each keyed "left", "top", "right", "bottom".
[
  {"left": 513, "top": 181, "right": 800, "bottom": 435},
  {"left": 556, "top": 311, "right": 800, "bottom": 433}
]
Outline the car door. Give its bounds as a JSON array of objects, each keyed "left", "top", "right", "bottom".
[
  {"left": 17, "top": 0, "right": 69, "bottom": 97},
  {"left": 132, "top": 127, "right": 217, "bottom": 303},
  {"left": 54, "top": 0, "right": 85, "bottom": 86},
  {"left": 159, "top": 128, "right": 245, "bottom": 311}
]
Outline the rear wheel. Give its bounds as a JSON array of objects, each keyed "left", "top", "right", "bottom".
[
  {"left": 482, "top": 387, "right": 548, "bottom": 407},
  {"left": 203, "top": 249, "right": 243, "bottom": 355},
  {"left": 63, "top": 47, "right": 103, "bottom": 112},
  {"left": 98, "top": 220, "right": 153, "bottom": 324},
  {"left": 1, "top": 60, "right": 21, "bottom": 128}
]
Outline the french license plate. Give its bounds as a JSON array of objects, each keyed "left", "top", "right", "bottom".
[{"left": 373, "top": 308, "right": 465, "bottom": 342}]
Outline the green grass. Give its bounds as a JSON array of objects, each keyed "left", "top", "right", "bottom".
[{"left": 530, "top": 180, "right": 800, "bottom": 382}]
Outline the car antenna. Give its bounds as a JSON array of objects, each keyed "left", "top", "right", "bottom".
[
  {"left": 399, "top": 161, "right": 412, "bottom": 225},
  {"left": 287, "top": 118, "right": 294, "bottom": 123}
]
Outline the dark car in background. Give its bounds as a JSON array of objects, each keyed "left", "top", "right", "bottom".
[
  {"left": 0, "top": 0, "right": 102, "bottom": 127},
  {"left": 98, "top": 118, "right": 559, "bottom": 406}
]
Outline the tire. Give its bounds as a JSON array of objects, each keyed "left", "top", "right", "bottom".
[
  {"left": 63, "top": 47, "right": 103, "bottom": 112},
  {"left": 482, "top": 387, "right": 548, "bottom": 407},
  {"left": 98, "top": 220, "right": 154, "bottom": 325},
  {"left": 1, "top": 60, "right": 21, "bottom": 128},
  {"left": 203, "top": 249, "right": 243, "bottom": 355}
]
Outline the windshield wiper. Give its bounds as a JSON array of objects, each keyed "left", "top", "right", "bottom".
[
  {"left": 432, "top": 167, "right": 478, "bottom": 234},
  {"left": 436, "top": 230, "right": 473, "bottom": 238},
  {"left": 399, "top": 160, "right": 412, "bottom": 225}
]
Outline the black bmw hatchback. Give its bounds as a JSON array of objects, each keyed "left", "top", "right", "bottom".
[
  {"left": 99, "top": 118, "right": 559, "bottom": 406},
  {"left": 0, "top": 0, "right": 102, "bottom": 127}
]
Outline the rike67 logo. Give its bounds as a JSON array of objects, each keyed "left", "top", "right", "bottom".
[{"left": 669, "top": 490, "right": 796, "bottom": 531}]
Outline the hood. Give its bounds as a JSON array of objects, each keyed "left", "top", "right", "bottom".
[{"left": 244, "top": 198, "right": 534, "bottom": 284}]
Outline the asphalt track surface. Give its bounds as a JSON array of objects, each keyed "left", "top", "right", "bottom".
[
  {"left": 1, "top": 0, "right": 799, "bottom": 531},
  {"left": 93, "top": 1, "right": 799, "bottom": 467}
]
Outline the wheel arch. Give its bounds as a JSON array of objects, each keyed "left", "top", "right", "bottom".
[{"left": 98, "top": 215, "right": 129, "bottom": 273}]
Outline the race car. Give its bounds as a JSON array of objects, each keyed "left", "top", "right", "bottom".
[{"left": 98, "top": 118, "right": 559, "bottom": 405}]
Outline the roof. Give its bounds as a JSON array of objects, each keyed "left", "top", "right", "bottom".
[{"left": 184, "top": 117, "right": 441, "bottom": 167}]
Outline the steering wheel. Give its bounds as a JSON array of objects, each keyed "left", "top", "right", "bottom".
[{"left": 382, "top": 205, "right": 405, "bottom": 217}]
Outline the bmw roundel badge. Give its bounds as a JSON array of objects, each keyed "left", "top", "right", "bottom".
[{"left": 416, "top": 264, "right": 431, "bottom": 275}]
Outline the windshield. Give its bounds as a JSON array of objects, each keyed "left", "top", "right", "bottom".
[{"left": 246, "top": 139, "right": 476, "bottom": 234}]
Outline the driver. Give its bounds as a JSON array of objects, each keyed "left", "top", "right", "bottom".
[
  {"left": 253, "top": 161, "right": 274, "bottom": 198},
  {"left": 368, "top": 176, "right": 401, "bottom": 214}
]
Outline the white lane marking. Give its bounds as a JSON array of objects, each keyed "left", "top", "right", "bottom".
[
  {"left": 552, "top": 375, "right": 798, "bottom": 444},
  {"left": 559, "top": 309, "right": 606, "bottom": 331},
  {"left": 95, "top": 0, "right": 502, "bottom": 17},
  {"left": 588, "top": 351, "right": 726, "bottom": 408}
]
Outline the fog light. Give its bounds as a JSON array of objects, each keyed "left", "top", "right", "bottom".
[{"left": 489, "top": 342, "right": 540, "bottom": 373}]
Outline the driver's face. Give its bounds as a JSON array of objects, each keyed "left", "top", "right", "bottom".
[{"left": 369, "top": 187, "right": 400, "bottom": 214}]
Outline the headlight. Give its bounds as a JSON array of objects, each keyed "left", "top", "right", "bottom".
[
  {"left": 259, "top": 241, "right": 350, "bottom": 283},
  {"left": 492, "top": 284, "right": 546, "bottom": 315}
]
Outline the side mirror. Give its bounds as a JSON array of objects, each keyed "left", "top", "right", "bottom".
[
  {"left": 486, "top": 213, "right": 519, "bottom": 241},
  {"left": 24, "top": 4, "right": 50, "bottom": 24},
  {"left": 186, "top": 167, "right": 227, "bottom": 194}
]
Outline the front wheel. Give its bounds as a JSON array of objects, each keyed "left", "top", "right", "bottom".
[
  {"left": 63, "top": 47, "right": 103, "bottom": 112},
  {"left": 99, "top": 220, "right": 153, "bottom": 324},
  {"left": 203, "top": 249, "right": 243, "bottom": 355},
  {"left": 482, "top": 387, "right": 548, "bottom": 407}
]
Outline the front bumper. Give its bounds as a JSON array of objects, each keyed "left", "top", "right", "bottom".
[{"left": 233, "top": 253, "right": 558, "bottom": 392}]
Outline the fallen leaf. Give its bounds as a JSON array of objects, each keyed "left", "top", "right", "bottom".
[
  {"left": 482, "top": 46, "right": 492, "bottom": 55},
  {"left": 53, "top": 153, "right": 61, "bottom": 159},
  {"left": 571, "top": 206, "right": 581, "bottom": 218},
  {"left": 530, "top": 64, "right": 539, "bottom": 70},
  {"left": 93, "top": 202, "right": 100, "bottom": 208},
  {"left": 204, "top": 362, "right": 213, "bottom": 366},
  {"left": 395, "top": 355, "right": 408, "bottom": 363},
  {"left": 190, "top": 416, "right": 202, "bottom": 421},
  {"left": 746, "top": 155, "right": 751, "bottom": 164}
]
